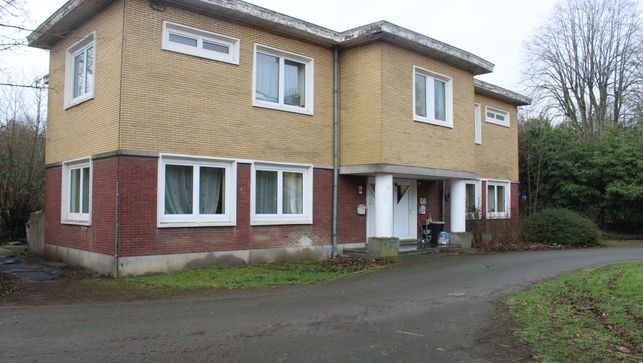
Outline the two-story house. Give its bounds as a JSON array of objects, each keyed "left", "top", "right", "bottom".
[{"left": 28, "top": 0, "right": 530, "bottom": 276}]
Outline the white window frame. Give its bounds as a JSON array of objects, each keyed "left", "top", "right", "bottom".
[
  {"left": 157, "top": 154, "right": 237, "bottom": 228},
  {"left": 161, "top": 21, "right": 240, "bottom": 65},
  {"left": 485, "top": 106, "right": 510, "bottom": 127},
  {"left": 61, "top": 158, "right": 92, "bottom": 225},
  {"left": 251, "top": 162, "right": 313, "bottom": 225},
  {"left": 486, "top": 180, "right": 510, "bottom": 219},
  {"left": 252, "top": 44, "right": 314, "bottom": 115},
  {"left": 474, "top": 103, "right": 482, "bottom": 144},
  {"left": 413, "top": 65, "right": 453, "bottom": 128},
  {"left": 64, "top": 32, "right": 96, "bottom": 109},
  {"left": 465, "top": 179, "right": 482, "bottom": 219}
]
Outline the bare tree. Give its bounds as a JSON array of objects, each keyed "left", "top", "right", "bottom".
[
  {"left": 524, "top": 0, "right": 642, "bottom": 136},
  {"left": 0, "top": 76, "right": 45, "bottom": 240},
  {"left": 0, "top": 0, "right": 28, "bottom": 52}
]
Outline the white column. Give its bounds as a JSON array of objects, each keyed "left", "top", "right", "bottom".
[
  {"left": 374, "top": 173, "right": 394, "bottom": 237},
  {"left": 450, "top": 179, "right": 466, "bottom": 233}
]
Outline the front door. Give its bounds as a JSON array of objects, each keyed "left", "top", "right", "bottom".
[{"left": 366, "top": 179, "right": 417, "bottom": 240}]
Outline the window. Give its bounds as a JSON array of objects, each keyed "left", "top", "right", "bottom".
[
  {"left": 162, "top": 21, "right": 240, "bottom": 64},
  {"left": 486, "top": 181, "right": 510, "bottom": 219},
  {"left": 251, "top": 163, "right": 313, "bottom": 225},
  {"left": 158, "top": 155, "right": 236, "bottom": 227},
  {"left": 253, "top": 44, "right": 314, "bottom": 115},
  {"left": 413, "top": 66, "right": 453, "bottom": 127},
  {"left": 61, "top": 158, "right": 92, "bottom": 224},
  {"left": 474, "top": 103, "right": 482, "bottom": 144},
  {"left": 465, "top": 180, "right": 481, "bottom": 219},
  {"left": 485, "top": 106, "right": 510, "bottom": 127},
  {"left": 65, "top": 33, "right": 95, "bottom": 109}
]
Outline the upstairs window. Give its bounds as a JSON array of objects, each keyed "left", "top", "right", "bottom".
[
  {"left": 485, "top": 106, "right": 510, "bottom": 127},
  {"left": 413, "top": 66, "right": 453, "bottom": 127},
  {"left": 253, "top": 44, "right": 314, "bottom": 115},
  {"left": 486, "top": 181, "right": 510, "bottom": 219},
  {"left": 162, "top": 21, "right": 239, "bottom": 64},
  {"left": 62, "top": 158, "right": 92, "bottom": 225},
  {"left": 65, "top": 33, "right": 95, "bottom": 109}
]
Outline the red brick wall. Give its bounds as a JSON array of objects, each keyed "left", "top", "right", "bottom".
[
  {"left": 336, "top": 175, "right": 367, "bottom": 243},
  {"left": 44, "top": 158, "right": 117, "bottom": 255},
  {"left": 45, "top": 155, "right": 370, "bottom": 258},
  {"left": 115, "top": 156, "right": 373, "bottom": 256},
  {"left": 416, "top": 180, "right": 443, "bottom": 228}
]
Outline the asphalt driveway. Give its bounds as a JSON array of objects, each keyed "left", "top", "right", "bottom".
[{"left": 1, "top": 247, "right": 642, "bottom": 362}]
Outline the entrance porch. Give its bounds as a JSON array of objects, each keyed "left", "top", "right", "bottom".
[{"left": 340, "top": 164, "right": 477, "bottom": 256}]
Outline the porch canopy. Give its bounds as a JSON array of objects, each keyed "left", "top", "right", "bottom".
[{"left": 340, "top": 164, "right": 478, "bottom": 238}]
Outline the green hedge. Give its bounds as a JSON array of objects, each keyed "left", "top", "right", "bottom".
[{"left": 521, "top": 208, "right": 601, "bottom": 246}]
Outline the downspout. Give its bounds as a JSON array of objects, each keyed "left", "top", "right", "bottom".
[{"left": 331, "top": 46, "right": 339, "bottom": 258}]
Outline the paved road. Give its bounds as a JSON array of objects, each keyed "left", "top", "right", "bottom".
[{"left": 1, "top": 247, "right": 642, "bottom": 362}]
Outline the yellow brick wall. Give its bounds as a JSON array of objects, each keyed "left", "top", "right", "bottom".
[
  {"left": 45, "top": 1, "right": 124, "bottom": 164},
  {"left": 118, "top": 0, "right": 334, "bottom": 166},
  {"left": 379, "top": 43, "right": 477, "bottom": 172},
  {"left": 473, "top": 94, "right": 519, "bottom": 181},
  {"left": 338, "top": 42, "right": 383, "bottom": 165}
]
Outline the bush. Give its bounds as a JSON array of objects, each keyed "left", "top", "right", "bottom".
[{"left": 521, "top": 208, "right": 601, "bottom": 246}]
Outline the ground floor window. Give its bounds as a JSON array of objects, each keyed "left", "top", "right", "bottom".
[
  {"left": 251, "top": 163, "right": 312, "bottom": 225},
  {"left": 465, "top": 180, "right": 481, "bottom": 219},
  {"left": 486, "top": 181, "right": 510, "bottom": 218},
  {"left": 62, "top": 158, "right": 92, "bottom": 225},
  {"left": 158, "top": 155, "right": 236, "bottom": 227}
]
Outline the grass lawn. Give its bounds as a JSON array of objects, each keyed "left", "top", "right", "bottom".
[
  {"left": 79, "top": 257, "right": 395, "bottom": 292},
  {"left": 507, "top": 261, "right": 642, "bottom": 362}
]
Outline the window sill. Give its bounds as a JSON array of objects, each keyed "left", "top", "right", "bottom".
[
  {"left": 253, "top": 100, "right": 313, "bottom": 116},
  {"left": 486, "top": 214, "right": 510, "bottom": 220},
  {"left": 158, "top": 220, "right": 236, "bottom": 228},
  {"left": 485, "top": 119, "right": 510, "bottom": 128},
  {"left": 413, "top": 116, "right": 453, "bottom": 128},
  {"left": 251, "top": 217, "right": 312, "bottom": 226},
  {"left": 64, "top": 94, "right": 94, "bottom": 110},
  {"left": 61, "top": 219, "right": 91, "bottom": 226}
]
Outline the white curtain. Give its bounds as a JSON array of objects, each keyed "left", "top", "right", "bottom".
[
  {"left": 165, "top": 165, "right": 193, "bottom": 215},
  {"left": 70, "top": 169, "right": 81, "bottom": 213},
  {"left": 73, "top": 52, "right": 85, "bottom": 98},
  {"left": 199, "top": 167, "right": 223, "bottom": 214},
  {"left": 85, "top": 46, "right": 94, "bottom": 94},
  {"left": 497, "top": 186, "right": 506, "bottom": 213},
  {"left": 256, "top": 170, "right": 277, "bottom": 214},
  {"left": 434, "top": 79, "right": 446, "bottom": 121},
  {"left": 256, "top": 53, "right": 279, "bottom": 103},
  {"left": 81, "top": 167, "right": 90, "bottom": 213},
  {"left": 415, "top": 73, "right": 427, "bottom": 117},
  {"left": 487, "top": 185, "right": 496, "bottom": 213},
  {"left": 283, "top": 172, "right": 303, "bottom": 214},
  {"left": 284, "top": 60, "right": 305, "bottom": 107}
]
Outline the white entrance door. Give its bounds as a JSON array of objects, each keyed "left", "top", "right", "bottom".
[{"left": 367, "top": 179, "right": 417, "bottom": 240}]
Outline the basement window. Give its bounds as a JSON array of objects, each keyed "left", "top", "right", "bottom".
[{"left": 162, "top": 21, "right": 239, "bottom": 65}]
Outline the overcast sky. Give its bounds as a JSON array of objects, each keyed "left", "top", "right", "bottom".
[{"left": 3, "top": 0, "right": 563, "bottom": 92}]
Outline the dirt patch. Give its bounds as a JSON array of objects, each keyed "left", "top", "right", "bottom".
[
  {"left": 473, "top": 301, "right": 535, "bottom": 362},
  {"left": 0, "top": 271, "right": 18, "bottom": 297}
]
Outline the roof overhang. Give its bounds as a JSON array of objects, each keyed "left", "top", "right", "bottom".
[
  {"left": 474, "top": 79, "right": 531, "bottom": 106},
  {"left": 340, "top": 164, "right": 478, "bottom": 180},
  {"left": 28, "top": 0, "right": 493, "bottom": 75},
  {"left": 27, "top": 0, "right": 114, "bottom": 49}
]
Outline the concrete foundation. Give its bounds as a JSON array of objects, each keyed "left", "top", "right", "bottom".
[
  {"left": 367, "top": 237, "right": 400, "bottom": 257},
  {"left": 449, "top": 232, "right": 472, "bottom": 249},
  {"left": 26, "top": 211, "right": 45, "bottom": 256},
  {"left": 43, "top": 242, "right": 365, "bottom": 277}
]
